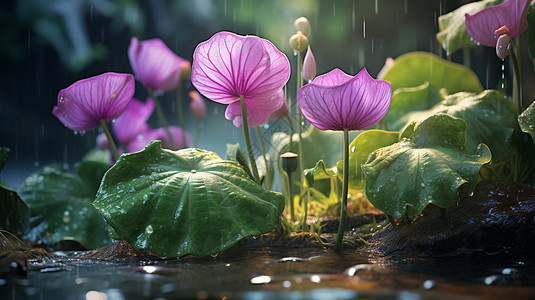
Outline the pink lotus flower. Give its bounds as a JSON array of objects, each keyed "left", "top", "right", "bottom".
[
  {"left": 188, "top": 91, "right": 207, "bottom": 121},
  {"left": 298, "top": 68, "right": 391, "bottom": 131},
  {"left": 127, "top": 126, "right": 190, "bottom": 153},
  {"left": 53, "top": 72, "right": 135, "bottom": 131},
  {"left": 465, "top": 0, "right": 529, "bottom": 47},
  {"left": 191, "top": 31, "right": 291, "bottom": 128},
  {"left": 112, "top": 98, "right": 154, "bottom": 145},
  {"left": 128, "top": 37, "right": 191, "bottom": 93}
]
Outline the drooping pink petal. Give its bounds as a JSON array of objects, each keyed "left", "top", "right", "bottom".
[
  {"left": 224, "top": 91, "right": 284, "bottom": 128},
  {"left": 128, "top": 37, "right": 191, "bottom": 92},
  {"left": 465, "top": 0, "right": 529, "bottom": 47},
  {"left": 189, "top": 91, "right": 207, "bottom": 121},
  {"left": 191, "top": 31, "right": 290, "bottom": 127},
  {"left": 53, "top": 72, "right": 135, "bottom": 132},
  {"left": 112, "top": 98, "right": 154, "bottom": 145},
  {"left": 298, "top": 68, "right": 391, "bottom": 131}
]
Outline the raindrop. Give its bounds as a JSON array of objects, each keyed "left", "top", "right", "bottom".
[
  {"left": 310, "top": 275, "right": 321, "bottom": 283},
  {"left": 293, "top": 49, "right": 298, "bottom": 56},
  {"left": 191, "top": 169, "right": 197, "bottom": 173},
  {"left": 351, "top": 145, "right": 356, "bottom": 152},
  {"left": 63, "top": 211, "right": 71, "bottom": 223},
  {"left": 362, "top": 16, "right": 366, "bottom": 39},
  {"left": 375, "top": 0, "right": 378, "bottom": 14},
  {"left": 282, "top": 280, "right": 292, "bottom": 288},
  {"left": 352, "top": 2, "right": 355, "bottom": 30},
  {"left": 250, "top": 275, "right": 271, "bottom": 284},
  {"left": 59, "top": 97, "right": 65, "bottom": 103},
  {"left": 333, "top": 2, "right": 336, "bottom": 18},
  {"left": 145, "top": 224, "right": 154, "bottom": 234},
  {"left": 422, "top": 280, "right": 436, "bottom": 289}
]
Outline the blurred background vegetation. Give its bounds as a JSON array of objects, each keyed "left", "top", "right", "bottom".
[{"left": 0, "top": 0, "right": 514, "bottom": 187}]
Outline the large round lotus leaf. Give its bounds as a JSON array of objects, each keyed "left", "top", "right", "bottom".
[
  {"left": 362, "top": 114, "right": 491, "bottom": 218},
  {"left": 381, "top": 52, "right": 483, "bottom": 94},
  {"left": 19, "top": 161, "right": 111, "bottom": 249},
  {"left": 93, "top": 141, "right": 285, "bottom": 258}
]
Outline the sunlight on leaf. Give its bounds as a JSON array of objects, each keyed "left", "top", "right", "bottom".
[
  {"left": 336, "top": 130, "right": 400, "bottom": 191},
  {"left": 381, "top": 52, "right": 483, "bottom": 94}
]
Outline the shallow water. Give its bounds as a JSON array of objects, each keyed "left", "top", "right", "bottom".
[{"left": 2, "top": 247, "right": 534, "bottom": 300}]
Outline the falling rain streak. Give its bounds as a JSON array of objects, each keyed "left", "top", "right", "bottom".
[{"left": 363, "top": 16, "right": 366, "bottom": 39}]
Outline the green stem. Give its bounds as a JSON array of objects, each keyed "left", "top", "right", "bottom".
[
  {"left": 176, "top": 82, "right": 187, "bottom": 147},
  {"left": 287, "top": 170, "right": 295, "bottom": 221},
  {"left": 100, "top": 119, "right": 119, "bottom": 162},
  {"left": 255, "top": 126, "right": 272, "bottom": 189},
  {"left": 239, "top": 95, "right": 260, "bottom": 184},
  {"left": 297, "top": 51, "right": 306, "bottom": 183},
  {"left": 149, "top": 90, "right": 176, "bottom": 149},
  {"left": 302, "top": 187, "right": 309, "bottom": 231},
  {"left": 194, "top": 120, "right": 200, "bottom": 147},
  {"left": 462, "top": 47, "right": 470, "bottom": 68},
  {"left": 334, "top": 128, "right": 349, "bottom": 250},
  {"left": 510, "top": 43, "right": 522, "bottom": 114}
]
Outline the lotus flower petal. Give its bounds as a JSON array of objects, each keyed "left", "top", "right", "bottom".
[
  {"left": 298, "top": 68, "right": 391, "bottom": 131},
  {"left": 465, "top": 0, "right": 529, "bottom": 47},
  {"left": 128, "top": 37, "right": 191, "bottom": 92},
  {"left": 113, "top": 98, "right": 154, "bottom": 145},
  {"left": 53, "top": 73, "right": 135, "bottom": 131},
  {"left": 191, "top": 31, "right": 290, "bottom": 127},
  {"left": 224, "top": 90, "right": 284, "bottom": 128},
  {"left": 269, "top": 90, "right": 289, "bottom": 121},
  {"left": 127, "top": 126, "right": 190, "bottom": 153}
]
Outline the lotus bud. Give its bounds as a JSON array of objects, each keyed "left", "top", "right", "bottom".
[
  {"left": 496, "top": 34, "right": 512, "bottom": 61},
  {"left": 302, "top": 45, "right": 317, "bottom": 82},
  {"left": 189, "top": 91, "right": 207, "bottom": 121},
  {"left": 494, "top": 25, "right": 510, "bottom": 40},
  {"left": 294, "top": 17, "right": 311, "bottom": 36},
  {"left": 289, "top": 32, "right": 308, "bottom": 53},
  {"left": 280, "top": 152, "right": 298, "bottom": 173}
]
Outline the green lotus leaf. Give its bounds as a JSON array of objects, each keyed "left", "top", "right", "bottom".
[
  {"left": 381, "top": 52, "right": 483, "bottom": 94},
  {"left": 436, "top": 0, "right": 504, "bottom": 55},
  {"left": 386, "top": 90, "right": 516, "bottom": 163},
  {"left": 382, "top": 82, "right": 443, "bottom": 132},
  {"left": 226, "top": 143, "right": 254, "bottom": 181},
  {"left": 336, "top": 130, "right": 400, "bottom": 191},
  {"left": 304, "top": 160, "right": 337, "bottom": 188},
  {"left": 518, "top": 101, "right": 535, "bottom": 147},
  {"left": 93, "top": 141, "right": 285, "bottom": 258},
  {"left": 362, "top": 114, "right": 491, "bottom": 218},
  {"left": 0, "top": 147, "right": 30, "bottom": 236},
  {"left": 19, "top": 161, "right": 111, "bottom": 249}
]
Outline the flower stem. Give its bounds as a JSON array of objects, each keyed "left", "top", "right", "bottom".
[
  {"left": 287, "top": 170, "right": 295, "bottom": 221},
  {"left": 334, "top": 128, "right": 349, "bottom": 250},
  {"left": 149, "top": 90, "right": 176, "bottom": 149},
  {"left": 240, "top": 95, "right": 260, "bottom": 184},
  {"left": 194, "top": 120, "right": 200, "bottom": 147},
  {"left": 510, "top": 42, "right": 522, "bottom": 113},
  {"left": 99, "top": 119, "right": 119, "bottom": 162},
  {"left": 297, "top": 50, "right": 306, "bottom": 183},
  {"left": 176, "top": 82, "right": 187, "bottom": 147},
  {"left": 255, "top": 126, "right": 272, "bottom": 189}
]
